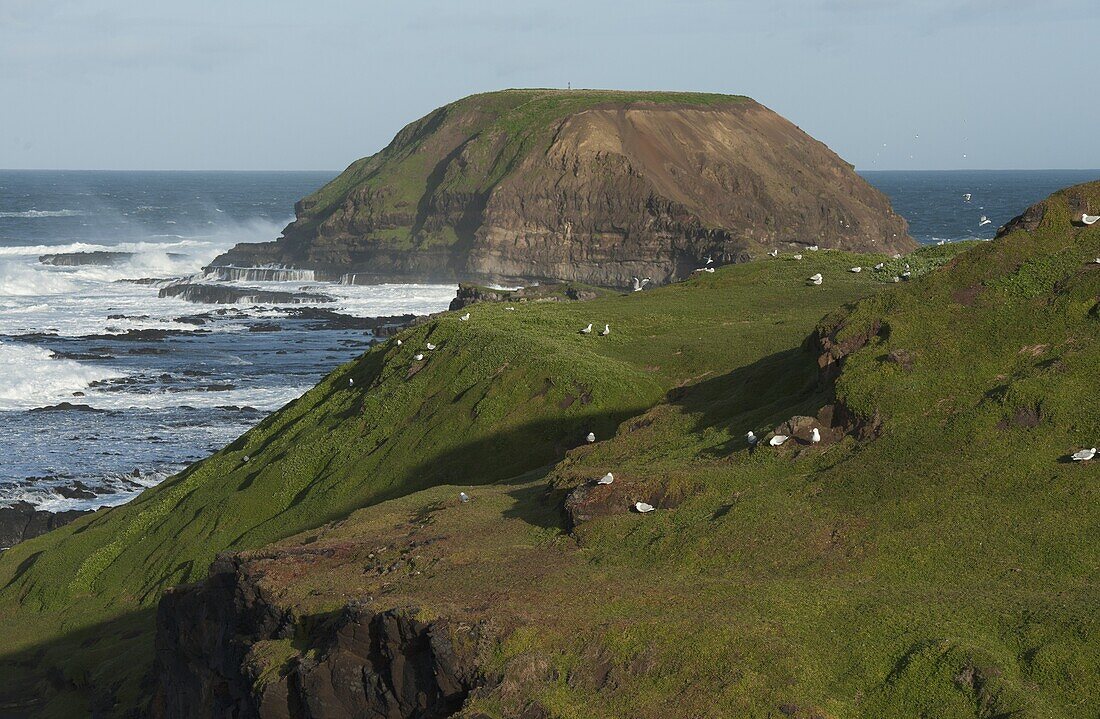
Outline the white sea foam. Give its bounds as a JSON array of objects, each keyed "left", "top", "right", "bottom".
[
  {"left": 0, "top": 209, "right": 83, "bottom": 218},
  {"left": 0, "top": 342, "right": 126, "bottom": 411}
]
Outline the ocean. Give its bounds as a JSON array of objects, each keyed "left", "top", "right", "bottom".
[{"left": 0, "top": 168, "right": 1096, "bottom": 514}]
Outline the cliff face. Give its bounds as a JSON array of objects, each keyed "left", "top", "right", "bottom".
[
  {"left": 211, "top": 89, "right": 913, "bottom": 287},
  {"left": 152, "top": 555, "right": 485, "bottom": 719}
]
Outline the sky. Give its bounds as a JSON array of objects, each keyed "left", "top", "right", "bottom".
[{"left": 1, "top": 0, "right": 1097, "bottom": 171}]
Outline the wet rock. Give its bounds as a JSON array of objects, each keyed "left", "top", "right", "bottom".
[
  {"left": 39, "top": 251, "right": 186, "bottom": 266},
  {"left": 158, "top": 283, "right": 336, "bottom": 305},
  {"left": 0, "top": 501, "right": 92, "bottom": 549},
  {"left": 29, "top": 402, "right": 105, "bottom": 413}
]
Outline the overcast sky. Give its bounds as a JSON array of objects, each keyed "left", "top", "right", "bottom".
[{"left": 1, "top": 0, "right": 1097, "bottom": 171}]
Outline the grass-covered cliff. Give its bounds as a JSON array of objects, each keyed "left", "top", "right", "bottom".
[
  {"left": 1, "top": 181, "right": 1097, "bottom": 718},
  {"left": 210, "top": 89, "right": 913, "bottom": 287}
]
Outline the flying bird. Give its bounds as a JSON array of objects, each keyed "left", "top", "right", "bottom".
[
  {"left": 979, "top": 216, "right": 992, "bottom": 227},
  {"left": 769, "top": 435, "right": 789, "bottom": 446},
  {"left": 811, "top": 428, "right": 821, "bottom": 444},
  {"left": 580, "top": 323, "right": 593, "bottom": 334},
  {"left": 597, "top": 473, "right": 614, "bottom": 485},
  {"left": 601, "top": 324, "right": 611, "bottom": 336},
  {"left": 459, "top": 491, "right": 470, "bottom": 502},
  {"left": 963, "top": 193, "right": 972, "bottom": 202},
  {"left": 635, "top": 501, "right": 655, "bottom": 513},
  {"left": 705, "top": 256, "right": 714, "bottom": 265},
  {"left": 586, "top": 432, "right": 596, "bottom": 443},
  {"left": 632, "top": 276, "right": 651, "bottom": 291},
  {"left": 460, "top": 313, "right": 470, "bottom": 321},
  {"left": 1071, "top": 447, "right": 1096, "bottom": 461},
  {"left": 808, "top": 273, "right": 823, "bottom": 286},
  {"left": 1081, "top": 213, "right": 1100, "bottom": 225}
]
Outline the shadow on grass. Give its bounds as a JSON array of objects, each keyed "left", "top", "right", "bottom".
[{"left": 0, "top": 607, "right": 158, "bottom": 718}]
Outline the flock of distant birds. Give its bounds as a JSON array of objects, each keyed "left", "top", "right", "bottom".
[{"left": 336, "top": 192, "right": 1100, "bottom": 511}]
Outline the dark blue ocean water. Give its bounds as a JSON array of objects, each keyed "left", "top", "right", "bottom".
[{"left": 0, "top": 169, "right": 1096, "bottom": 516}]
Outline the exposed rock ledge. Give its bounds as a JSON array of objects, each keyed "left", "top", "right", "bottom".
[
  {"left": 158, "top": 283, "right": 336, "bottom": 305},
  {"left": 151, "top": 555, "right": 485, "bottom": 719},
  {"left": 0, "top": 501, "right": 92, "bottom": 550}
]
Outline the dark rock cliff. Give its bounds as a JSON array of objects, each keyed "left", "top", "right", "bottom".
[
  {"left": 151, "top": 555, "right": 485, "bottom": 719},
  {"left": 210, "top": 89, "right": 913, "bottom": 289}
]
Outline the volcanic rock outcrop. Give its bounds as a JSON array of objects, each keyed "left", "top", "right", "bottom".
[{"left": 210, "top": 89, "right": 913, "bottom": 288}]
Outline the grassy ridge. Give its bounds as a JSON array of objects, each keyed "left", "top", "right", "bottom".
[{"left": 0, "top": 247, "right": 895, "bottom": 715}]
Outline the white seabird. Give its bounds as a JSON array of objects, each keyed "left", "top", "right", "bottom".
[
  {"left": 874, "top": 262, "right": 885, "bottom": 270},
  {"left": 850, "top": 266, "right": 862, "bottom": 273},
  {"left": 459, "top": 491, "right": 470, "bottom": 502},
  {"left": 1071, "top": 447, "right": 1096, "bottom": 461},
  {"left": 242, "top": 455, "right": 250, "bottom": 463},
  {"left": 426, "top": 342, "right": 436, "bottom": 350},
  {"left": 793, "top": 254, "right": 803, "bottom": 260},
  {"left": 1082, "top": 213, "right": 1100, "bottom": 225},
  {"left": 460, "top": 312, "right": 470, "bottom": 321},
  {"left": 901, "top": 271, "right": 912, "bottom": 279},
  {"left": 979, "top": 216, "right": 992, "bottom": 227},
  {"left": 768, "top": 249, "right": 779, "bottom": 258},
  {"left": 892, "top": 276, "right": 901, "bottom": 283},
  {"left": 746, "top": 430, "right": 759, "bottom": 446},
  {"left": 600, "top": 324, "right": 611, "bottom": 336},
  {"left": 705, "top": 256, "right": 714, "bottom": 265},
  {"left": 963, "top": 193, "right": 972, "bottom": 202},
  {"left": 586, "top": 432, "right": 596, "bottom": 443},
  {"left": 702, "top": 267, "right": 715, "bottom": 273},
  {"left": 808, "top": 245, "right": 819, "bottom": 251},
  {"left": 631, "top": 276, "right": 651, "bottom": 292},
  {"left": 414, "top": 353, "right": 424, "bottom": 361},
  {"left": 597, "top": 472, "right": 614, "bottom": 485},
  {"left": 580, "top": 323, "right": 593, "bottom": 334},
  {"left": 635, "top": 501, "right": 655, "bottom": 513},
  {"left": 348, "top": 378, "right": 354, "bottom": 387},
  {"left": 396, "top": 339, "right": 403, "bottom": 346},
  {"left": 505, "top": 306, "right": 515, "bottom": 310},
  {"left": 769, "top": 435, "right": 789, "bottom": 447},
  {"left": 892, "top": 253, "right": 903, "bottom": 259},
  {"left": 808, "top": 273, "right": 823, "bottom": 286},
  {"left": 811, "top": 427, "right": 821, "bottom": 444}
]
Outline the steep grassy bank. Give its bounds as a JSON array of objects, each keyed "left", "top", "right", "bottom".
[{"left": 0, "top": 248, "right": 906, "bottom": 715}]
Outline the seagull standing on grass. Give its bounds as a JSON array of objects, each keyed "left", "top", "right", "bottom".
[
  {"left": 505, "top": 306, "right": 515, "bottom": 310},
  {"left": 808, "top": 273, "right": 823, "bottom": 286},
  {"left": 242, "top": 455, "right": 250, "bottom": 463},
  {"left": 746, "top": 430, "right": 759, "bottom": 446},
  {"left": 396, "top": 339, "right": 403, "bottom": 346},
  {"left": 349, "top": 378, "right": 354, "bottom": 387},
  {"left": 1081, "top": 213, "right": 1100, "bottom": 225},
  {"left": 809, "top": 245, "right": 819, "bottom": 252},
  {"left": 414, "top": 353, "right": 424, "bottom": 361},
  {"left": 580, "top": 323, "right": 593, "bottom": 334},
  {"left": 426, "top": 342, "right": 436, "bottom": 350},
  {"left": 850, "top": 267, "right": 862, "bottom": 273},
  {"left": 635, "top": 501, "right": 655, "bottom": 513},
  {"left": 811, "top": 428, "right": 821, "bottom": 444},
  {"left": 460, "top": 312, "right": 470, "bottom": 321},
  {"left": 459, "top": 492, "right": 470, "bottom": 502},
  {"left": 874, "top": 262, "right": 885, "bottom": 270},
  {"left": 601, "top": 324, "right": 611, "bottom": 336},
  {"left": 586, "top": 432, "right": 596, "bottom": 443},
  {"left": 770, "top": 435, "right": 789, "bottom": 447},
  {"left": 1071, "top": 447, "right": 1096, "bottom": 461},
  {"left": 768, "top": 249, "right": 779, "bottom": 258},
  {"left": 597, "top": 473, "right": 614, "bottom": 485}
]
